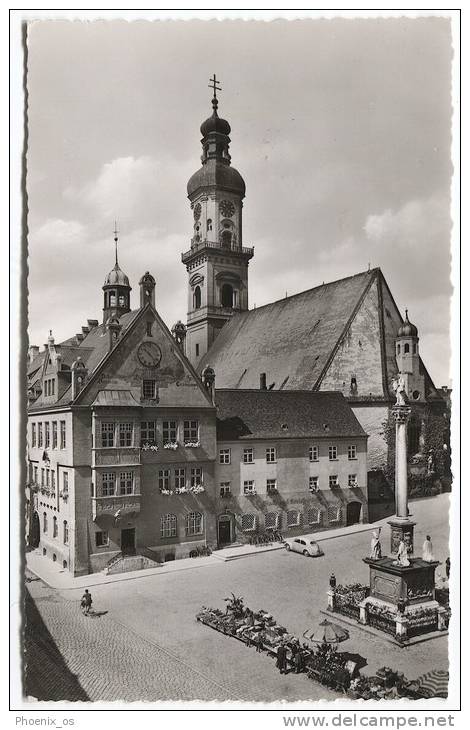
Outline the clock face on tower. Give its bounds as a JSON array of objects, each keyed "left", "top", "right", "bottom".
[
  {"left": 220, "top": 199, "right": 235, "bottom": 218},
  {"left": 193, "top": 203, "right": 202, "bottom": 220},
  {"left": 137, "top": 342, "right": 162, "bottom": 368}
]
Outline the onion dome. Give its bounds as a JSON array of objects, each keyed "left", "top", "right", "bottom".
[
  {"left": 398, "top": 309, "right": 418, "bottom": 338},
  {"left": 200, "top": 108, "right": 231, "bottom": 137},
  {"left": 104, "top": 262, "right": 130, "bottom": 288},
  {"left": 187, "top": 160, "right": 246, "bottom": 198}
]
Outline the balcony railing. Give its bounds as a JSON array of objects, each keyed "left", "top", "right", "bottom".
[
  {"left": 92, "top": 493, "right": 142, "bottom": 520},
  {"left": 93, "top": 447, "right": 141, "bottom": 466},
  {"left": 181, "top": 239, "right": 254, "bottom": 263}
]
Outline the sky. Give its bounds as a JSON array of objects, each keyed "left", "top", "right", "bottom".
[{"left": 26, "top": 17, "right": 454, "bottom": 386}]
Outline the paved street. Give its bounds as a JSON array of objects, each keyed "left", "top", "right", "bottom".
[{"left": 25, "top": 495, "right": 450, "bottom": 703}]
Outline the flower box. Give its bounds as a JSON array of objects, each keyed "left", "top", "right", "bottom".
[
  {"left": 59, "top": 491, "right": 69, "bottom": 501},
  {"left": 163, "top": 442, "right": 179, "bottom": 450},
  {"left": 160, "top": 488, "right": 174, "bottom": 495},
  {"left": 141, "top": 442, "right": 159, "bottom": 452},
  {"left": 175, "top": 487, "right": 188, "bottom": 495},
  {"left": 190, "top": 485, "right": 205, "bottom": 494},
  {"left": 184, "top": 441, "right": 200, "bottom": 448}
]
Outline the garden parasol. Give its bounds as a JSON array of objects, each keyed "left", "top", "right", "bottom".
[
  {"left": 407, "top": 670, "right": 449, "bottom": 698},
  {"left": 303, "top": 619, "right": 350, "bottom": 645}
]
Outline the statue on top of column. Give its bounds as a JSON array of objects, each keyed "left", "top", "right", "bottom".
[{"left": 392, "top": 374, "right": 407, "bottom": 406}]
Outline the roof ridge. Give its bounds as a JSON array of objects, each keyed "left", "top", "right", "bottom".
[{"left": 242, "top": 267, "right": 380, "bottom": 316}]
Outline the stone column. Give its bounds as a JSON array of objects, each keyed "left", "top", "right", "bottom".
[{"left": 388, "top": 405, "right": 415, "bottom": 556}]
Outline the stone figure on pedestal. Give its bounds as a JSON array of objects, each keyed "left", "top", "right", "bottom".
[
  {"left": 370, "top": 527, "right": 382, "bottom": 560},
  {"left": 393, "top": 539, "right": 410, "bottom": 567},
  {"left": 422, "top": 535, "right": 435, "bottom": 562}
]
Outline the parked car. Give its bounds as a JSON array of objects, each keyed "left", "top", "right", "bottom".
[{"left": 284, "top": 537, "right": 324, "bottom": 557}]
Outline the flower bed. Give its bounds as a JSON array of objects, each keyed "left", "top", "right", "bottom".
[
  {"left": 366, "top": 603, "right": 397, "bottom": 636},
  {"left": 333, "top": 583, "right": 368, "bottom": 620}
]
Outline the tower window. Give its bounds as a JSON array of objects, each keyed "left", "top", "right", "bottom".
[
  {"left": 207, "top": 219, "right": 212, "bottom": 231},
  {"left": 397, "top": 344, "right": 401, "bottom": 355},
  {"left": 146, "top": 321, "right": 152, "bottom": 336},
  {"left": 194, "top": 286, "right": 201, "bottom": 309},
  {"left": 118, "top": 295, "right": 126, "bottom": 307},
  {"left": 221, "top": 283, "right": 234, "bottom": 308},
  {"left": 413, "top": 344, "right": 417, "bottom": 354},
  {"left": 110, "top": 292, "right": 117, "bottom": 306},
  {"left": 221, "top": 231, "right": 232, "bottom": 249},
  {"left": 404, "top": 343, "right": 410, "bottom": 354}
]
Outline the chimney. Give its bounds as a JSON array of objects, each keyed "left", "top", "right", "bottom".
[
  {"left": 87, "top": 319, "right": 99, "bottom": 329},
  {"left": 82, "top": 326, "right": 90, "bottom": 336},
  {"left": 107, "top": 317, "right": 122, "bottom": 351},
  {"left": 260, "top": 373, "right": 267, "bottom": 390}
]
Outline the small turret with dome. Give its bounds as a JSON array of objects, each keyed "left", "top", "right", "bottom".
[
  {"left": 395, "top": 309, "right": 424, "bottom": 401},
  {"left": 102, "top": 224, "right": 131, "bottom": 324}
]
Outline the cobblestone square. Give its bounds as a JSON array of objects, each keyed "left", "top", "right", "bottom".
[{"left": 25, "top": 495, "right": 450, "bottom": 703}]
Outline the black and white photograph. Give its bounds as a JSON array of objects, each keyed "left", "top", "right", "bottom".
[{"left": 10, "top": 9, "right": 460, "bottom": 714}]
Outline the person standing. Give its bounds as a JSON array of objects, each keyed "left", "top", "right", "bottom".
[
  {"left": 81, "top": 589, "right": 92, "bottom": 615},
  {"left": 276, "top": 642, "right": 287, "bottom": 674}
]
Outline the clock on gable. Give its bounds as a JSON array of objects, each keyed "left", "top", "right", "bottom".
[
  {"left": 220, "top": 199, "right": 235, "bottom": 218},
  {"left": 137, "top": 342, "right": 162, "bottom": 368}
]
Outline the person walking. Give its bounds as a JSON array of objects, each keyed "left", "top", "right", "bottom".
[
  {"left": 255, "top": 631, "right": 264, "bottom": 653},
  {"left": 81, "top": 589, "right": 92, "bottom": 615}
]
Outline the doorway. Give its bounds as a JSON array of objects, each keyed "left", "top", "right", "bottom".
[
  {"left": 346, "top": 501, "right": 362, "bottom": 526},
  {"left": 121, "top": 528, "right": 136, "bottom": 555},
  {"left": 217, "top": 515, "right": 231, "bottom": 546}
]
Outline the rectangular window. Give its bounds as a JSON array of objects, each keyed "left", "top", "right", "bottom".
[
  {"left": 31, "top": 423, "right": 36, "bottom": 448},
  {"left": 266, "top": 478, "right": 277, "bottom": 493},
  {"left": 101, "top": 422, "right": 115, "bottom": 448},
  {"left": 102, "top": 472, "right": 116, "bottom": 496},
  {"left": 51, "top": 470, "right": 56, "bottom": 493},
  {"left": 243, "top": 480, "right": 255, "bottom": 495},
  {"left": 44, "top": 423, "right": 50, "bottom": 448},
  {"left": 41, "top": 468, "right": 45, "bottom": 486},
  {"left": 266, "top": 447, "right": 276, "bottom": 463},
  {"left": 309, "top": 445, "right": 319, "bottom": 462},
  {"left": 146, "top": 321, "right": 153, "bottom": 337},
  {"left": 191, "top": 467, "right": 203, "bottom": 488},
  {"left": 60, "top": 421, "right": 66, "bottom": 449},
  {"left": 96, "top": 531, "right": 109, "bottom": 547},
  {"left": 309, "top": 476, "right": 319, "bottom": 492},
  {"left": 328, "top": 445, "right": 338, "bottom": 461},
  {"left": 52, "top": 421, "right": 58, "bottom": 449},
  {"left": 43, "top": 513, "right": 47, "bottom": 533},
  {"left": 45, "top": 469, "right": 50, "bottom": 487},
  {"left": 329, "top": 475, "right": 339, "bottom": 488},
  {"left": 63, "top": 521, "right": 69, "bottom": 545},
  {"left": 185, "top": 511, "right": 203, "bottom": 536},
  {"left": 175, "top": 468, "right": 186, "bottom": 490},
  {"left": 51, "top": 379, "right": 55, "bottom": 396},
  {"left": 63, "top": 472, "right": 69, "bottom": 493},
  {"left": 119, "top": 471, "right": 133, "bottom": 495},
  {"left": 38, "top": 423, "right": 43, "bottom": 448},
  {"left": 142, "top": 379, "right": 156, "bottom": 399},
  {"left": 163, "top": 420, "right": 178, "bottom": 444},
  {"left": 158, "top": 469, "right": 171, "bottom": 491},
  {"left": 119, "top": 423, "right": 133, "bottom": 447},
  {"left": 195, "top": 344, "right": 200, "bottom": 357},
  {"left": 160, "top": 513, "right": 177, "bottom": 538},
  {"left": 287, "top": 510, "right": 300, "bottom": 528},
  {"left": 220, "top": 482, "right": 231, "bottom": 497},
  {"left": 219, "top": 449, "right": 231, "bottom": 464},
  {"left": 33, "top": 466, "right": 38, "bottom": 483},
  {"left": 241, "top": 514, "right": 257, "bottom": 532},
  {"left": 243, "top": 448, "right": 254, "bottom": 464},
  {"left": 348, "top": 474, "right": 358, "bottom": 487},
  {"left": 141, "top": 421, "right": 156, "bottom": 445},
  {"left": 348, "top": 445, "right": 357, "bottom": 460},
  {"left": 184, "top": 420, "right": 199, "bottom": 442}
]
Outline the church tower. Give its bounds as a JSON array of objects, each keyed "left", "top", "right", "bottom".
[
  {"left": 182, "top": 75, "right": 254, "bottom": 367},
  {"left": 395, "top": 310, "right": 425, "bottom": 401}
]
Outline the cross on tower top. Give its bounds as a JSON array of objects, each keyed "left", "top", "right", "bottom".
[{"left": 208, "top": 73, "right": 222, "bottom": 98}]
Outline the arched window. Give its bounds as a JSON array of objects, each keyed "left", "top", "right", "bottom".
[
  {"left": 43, "top": 512, "right": 47, "bottom": 533},
  {"left": 221, "top": 283, "right": 233, "bottom": 308},
  {"left": 221, "top": 230, "right": 232, "bottom": 249},
  {"left": 109, "top": 291, "right": 117, "bottom": 306},
  {"left": 194, "top": 286, "right": 201, "bottom": 309},
  {"left": 63, "top": 520, "right": 69, "bottom": 544},
  {"left": 118, "top": 294, "right": 126, "bottom": 307},
  {"left": 404, "top": 343, "right": 410, "bottom": 354},
  {"left": 53, "top": 516, "right": 58, "bottom": 538},
  {"left": 160, "top": 513, "right": 177, "bottom": 538},
  {"left": 307, "top": 508, "right": 322, "bottom": 526},
  {"left": 207, "top": 219, "right": 212, "bottom": 232},
  {"left": 397, "top": 344, "right": 401, "bottom": 355},
  {"left": 185, "top": 512, "right": 203, "bottom": 536}
]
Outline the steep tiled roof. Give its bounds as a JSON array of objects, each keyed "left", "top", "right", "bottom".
[
  {"left": 200, "top": 270, "right": 376, "bottom": 390},
  {"left": 91, "top": 390, "right": 142, "bottom": 407},
  {"left": 216, "top": 390, "right": 367, "bottom": 440}
]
